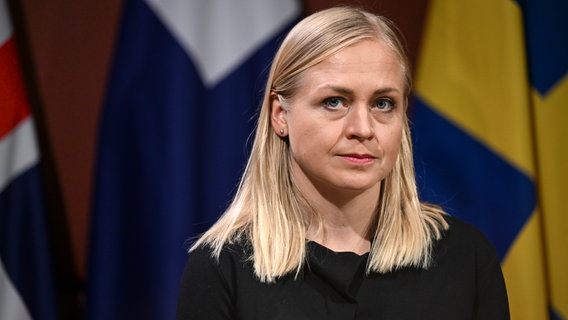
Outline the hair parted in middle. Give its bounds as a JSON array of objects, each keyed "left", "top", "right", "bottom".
[{"left": 191, "top": 6, "right": 448, "bottom": 283}]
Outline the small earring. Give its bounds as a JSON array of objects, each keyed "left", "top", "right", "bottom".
[{"left": 279, "top": 129, "right": 285, "bottom": 135}]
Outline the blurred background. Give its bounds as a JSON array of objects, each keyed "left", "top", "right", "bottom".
[{"left": 1, "top": 0, "right": 566, "bottom": 319}]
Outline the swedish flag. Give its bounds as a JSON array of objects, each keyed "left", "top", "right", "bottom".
[{"left": 412, "top": 0, "right": 567, "bottom": 319}]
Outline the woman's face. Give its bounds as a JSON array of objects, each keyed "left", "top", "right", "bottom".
[{"left": 272, "top": 39, "right": 405, "bottom": 198}]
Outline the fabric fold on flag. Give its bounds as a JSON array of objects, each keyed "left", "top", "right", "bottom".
[
  {"left": 87, "top": 1, "right": 301, "bottom": 319},
  {"left": 412, "top": 0, "right": 567, "bottom": 319}
]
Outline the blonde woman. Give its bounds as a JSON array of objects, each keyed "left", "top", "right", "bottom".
[{"left": 177, "top": 7, "right": 509, "bottom": 320}]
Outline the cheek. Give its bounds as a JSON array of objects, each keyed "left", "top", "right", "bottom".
[
  {"left": 383, "top": 125, "right": 403, "bottom": 159},
  {"left": 288, "top": 115, "right": 329, "bottom": 146},
  {"left": 290, "top": 125, "right": 323, "bottom": 154}
]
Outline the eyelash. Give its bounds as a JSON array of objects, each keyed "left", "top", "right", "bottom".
[{"left": 322, "top": 97, "right": 396, "bottom": 112}]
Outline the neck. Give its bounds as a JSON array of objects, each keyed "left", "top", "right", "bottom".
[{"left": 303, "top": 183, "right": 380, "bottom": 255}]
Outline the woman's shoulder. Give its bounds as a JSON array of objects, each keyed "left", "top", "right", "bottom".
[
  {"left": 442, "top": 215, "right": 494, "bottom": 246},
  {"left": 437, "top": 215, "right": 501, "bottom": 265},
  {"left": 435, "top": 216, "right": 510, "bottom": 318},
  {"left": 186, "top": 238, "right": 253, "bottom": 279},
  {"left": 178, "top": 239, "right": 253, "bottom": 318}
]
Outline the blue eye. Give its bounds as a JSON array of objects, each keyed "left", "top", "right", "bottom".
[
  {"left": 323, "top": 97, "right": 345, "bottom": 109},
  {"left": 374, "top": 98, "right": 395, "bottom": 111}
]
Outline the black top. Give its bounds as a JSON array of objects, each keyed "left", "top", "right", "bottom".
[{"left": 176, "top": 216, "right": 509, "bottom": 319}]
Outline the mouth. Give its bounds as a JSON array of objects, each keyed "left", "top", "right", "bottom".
[{"left": 340, "top": 153, "right": 377, "bottom": 164}]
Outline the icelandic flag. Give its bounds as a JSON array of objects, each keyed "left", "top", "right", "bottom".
[
  {"left": 412, "top": 0, "right": 567, "bottom": 318},
  {"left": 0, "top": 0, "right": 59, "bottom": 319},
  {"left": 86, "top": 0, "right": 301, "bottom": 319}
]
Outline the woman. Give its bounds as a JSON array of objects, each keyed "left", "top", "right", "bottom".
[{"left": 177, "top": 7, "right": 509, "bottom": 320}]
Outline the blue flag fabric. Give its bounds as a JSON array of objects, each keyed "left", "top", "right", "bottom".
[{"left": 87, "top": 1, "right": 301, "bottom": 319}]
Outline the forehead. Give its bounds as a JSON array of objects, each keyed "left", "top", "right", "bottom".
[
  {"left": 328, "top": 39, "right": 397, "bottom": 65},
  {"left": 303, "top": 39, "right": 405, "bottom": 90}
]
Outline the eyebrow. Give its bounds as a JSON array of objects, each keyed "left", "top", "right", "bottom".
[{"left": 323, "top": 85, "right": 401, "bottom": 95}]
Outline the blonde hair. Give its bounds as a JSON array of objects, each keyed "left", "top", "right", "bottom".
[{"left": 191, "top": 6, "right": 448, "bottom": 282}]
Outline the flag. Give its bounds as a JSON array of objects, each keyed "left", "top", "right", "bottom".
[
  {"left": 0, "top": 0, "right": 59, "bottom": 319},
  {"left": 412, "top": 0, "right": 567, "bottom": 319},
  {"left": 86, "top": 0, "right": 301, "bottom": 319}
]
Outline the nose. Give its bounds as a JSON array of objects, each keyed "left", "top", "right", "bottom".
[{"left": 344, "top": 103, "right": 374, "bottom": 140}]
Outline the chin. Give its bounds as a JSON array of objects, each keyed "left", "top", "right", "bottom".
[{"left": 334, "top": 179, "right": 382, "bottom": 193}]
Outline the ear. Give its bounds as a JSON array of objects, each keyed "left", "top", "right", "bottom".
[{"left": 270, "top": 93, "right": 288, "bottom": 137}]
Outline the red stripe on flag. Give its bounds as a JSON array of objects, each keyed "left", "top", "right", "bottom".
[{"left": 0, "top": 36, "right": 31, "bottom": 139}]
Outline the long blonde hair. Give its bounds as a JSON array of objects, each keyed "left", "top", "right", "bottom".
[{"left": 191, "top": 6, "right": 448, "bottom": 282}]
